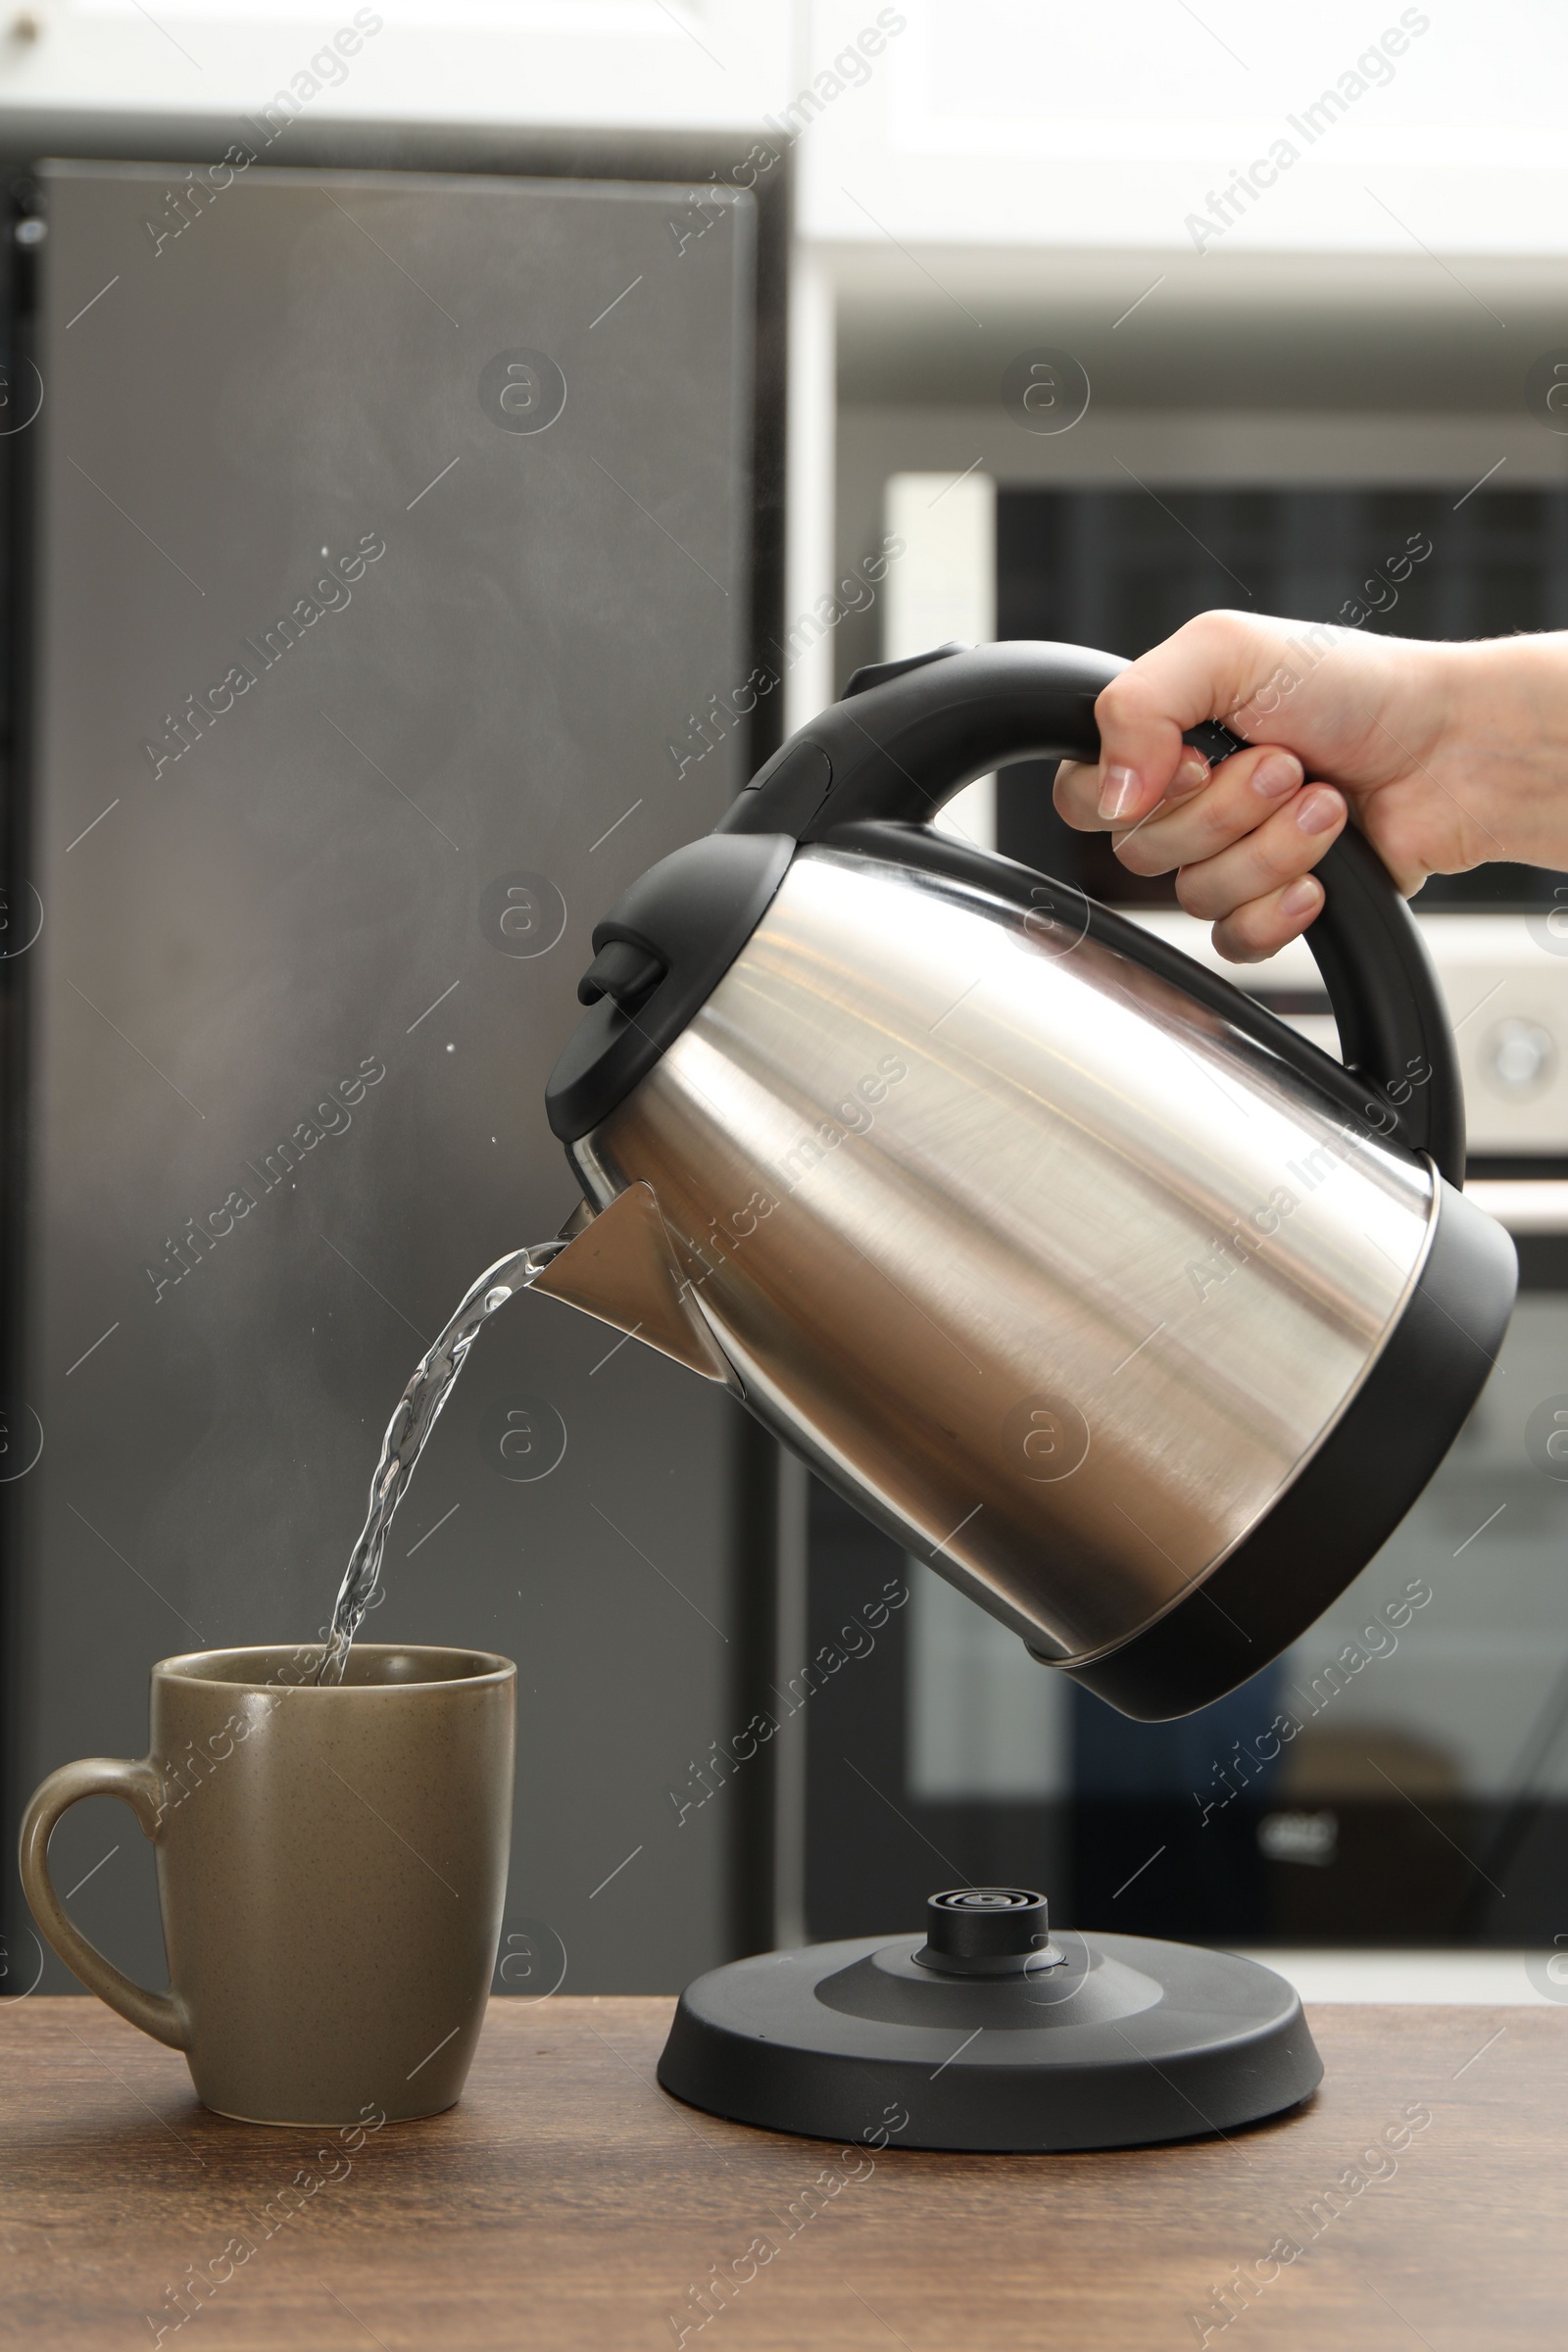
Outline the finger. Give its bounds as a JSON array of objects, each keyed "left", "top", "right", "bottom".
[
  {"left": 1080, "top": 612, "right": 1268, "bottom": 826},
  {"left": 1111, "top": 746, "right": 1303, "bottom": 875},
  {"left": 1055, "top": 744, "right": 1211, "bottom": 835},
  {"left": 1054, "top": 757, "right": 1099, "bottom": 828},
  {"left": 1211, "top": 875, "right": 1325, "bottom": 963},
  {"left": 1174, "top": 785, "right": 1347, "bottom": 923}
]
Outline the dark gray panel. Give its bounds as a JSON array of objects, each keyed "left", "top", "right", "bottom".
[{"left": 9, "top": 159, "right": 761, "bottom": 1995}]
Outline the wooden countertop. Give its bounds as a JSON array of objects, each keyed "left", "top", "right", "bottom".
[{"left": 2, "top": 1993, "right": 1563, "bottom": 2348}]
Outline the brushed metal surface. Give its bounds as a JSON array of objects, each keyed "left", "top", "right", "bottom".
[
  {"left": 572, "top": 845, "right": 1437, "bottom": 1664},
  {"left": 531, "top": 1178, "right": 736, "bottom": 1384}
]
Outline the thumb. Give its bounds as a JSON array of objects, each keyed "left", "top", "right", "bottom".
[{"left": 1090, "top": 612, "right": 1296, "bottom": 823}]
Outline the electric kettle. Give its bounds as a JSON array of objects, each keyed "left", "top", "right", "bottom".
[{"left": 537, "top": 640, "right": 1517, "bottom": 1722}]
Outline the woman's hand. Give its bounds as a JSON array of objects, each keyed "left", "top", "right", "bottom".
[{"left": 1054, "top": 611, "right": 1567, "bottom": 961}]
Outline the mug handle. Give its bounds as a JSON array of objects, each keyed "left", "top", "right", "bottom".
[{"left": 18, "top": 1757, "right": 188, "bottom": 2049}]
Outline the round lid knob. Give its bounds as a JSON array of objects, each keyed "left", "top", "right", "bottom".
[{"left": 912, "top": 1886, "right": 1063, "bottom": 1977}]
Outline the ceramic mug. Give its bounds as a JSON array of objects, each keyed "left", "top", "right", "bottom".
[{"left": 19, "top": 1643, "right": 515, "bottom": 2126}]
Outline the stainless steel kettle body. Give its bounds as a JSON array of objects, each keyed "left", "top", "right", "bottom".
[{"left": 540, "top": 643, "right": 1517, "bottom": 1719}]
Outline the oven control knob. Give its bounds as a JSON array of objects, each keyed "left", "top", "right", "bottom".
[{"left": 1485, "top": 1017, "right": 1555, "bottom": 1094}]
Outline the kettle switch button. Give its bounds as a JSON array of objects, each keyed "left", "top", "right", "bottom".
[
  {"left": 734, "top": 739, "right": 834, "bottom": 829},
  {"left": 840, "top": 643, "right": 967, "bottom": 700},
  {"left": 1182, "top": 717, "right": 1248, "bottom": 767}
]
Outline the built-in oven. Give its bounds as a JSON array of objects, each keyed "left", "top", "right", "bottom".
[{"left": 802, "top": 481, "right": 1568, "bottom": 1952}]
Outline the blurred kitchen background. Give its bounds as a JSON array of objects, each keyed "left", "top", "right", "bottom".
[{"left": 3, "top": 1, "right": 1567, "bottom": 2003}]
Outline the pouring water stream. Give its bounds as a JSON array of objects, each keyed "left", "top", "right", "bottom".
[{"left": 316, "top": 1237, "right": 567, "bottom": 1685}]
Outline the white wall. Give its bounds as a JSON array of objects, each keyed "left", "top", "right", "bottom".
[
  {"left": 883, "top": 468, "right": 995, "bottom": 846},
  {"left": 803, "top": 0, "right": 1568, "bottom": 257},
  {"left": 11, "top": 4, "right": 1568, "bottom": 269},
  {"left": 0, "top": 2, "right": 791, "bottom": 128}
]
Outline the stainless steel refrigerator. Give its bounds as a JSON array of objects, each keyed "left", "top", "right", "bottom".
[{"left": 1, "top": 129, "right": 786, "bottom": 1999}]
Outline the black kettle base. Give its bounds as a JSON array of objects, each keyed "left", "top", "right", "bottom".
[{"left": 657, "top": 1924, "right": 1322, "bottom": 2154}]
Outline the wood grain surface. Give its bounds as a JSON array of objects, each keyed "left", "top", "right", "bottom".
[{"left": 1, "top": 1993, "right": 1562, "bottom": 2349}]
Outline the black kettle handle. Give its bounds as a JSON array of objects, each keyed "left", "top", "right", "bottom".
[{"left": 720, "top": 639, "right": 1464, "bottom": 1182}]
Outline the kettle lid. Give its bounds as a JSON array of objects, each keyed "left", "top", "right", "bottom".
[{"left": 545, "top": 830, "right": 793, "bottom": 1142}]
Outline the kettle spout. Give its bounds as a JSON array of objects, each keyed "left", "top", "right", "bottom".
[{"left": 530, "top": 1182, "right": 735, "bottom": 1386}]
